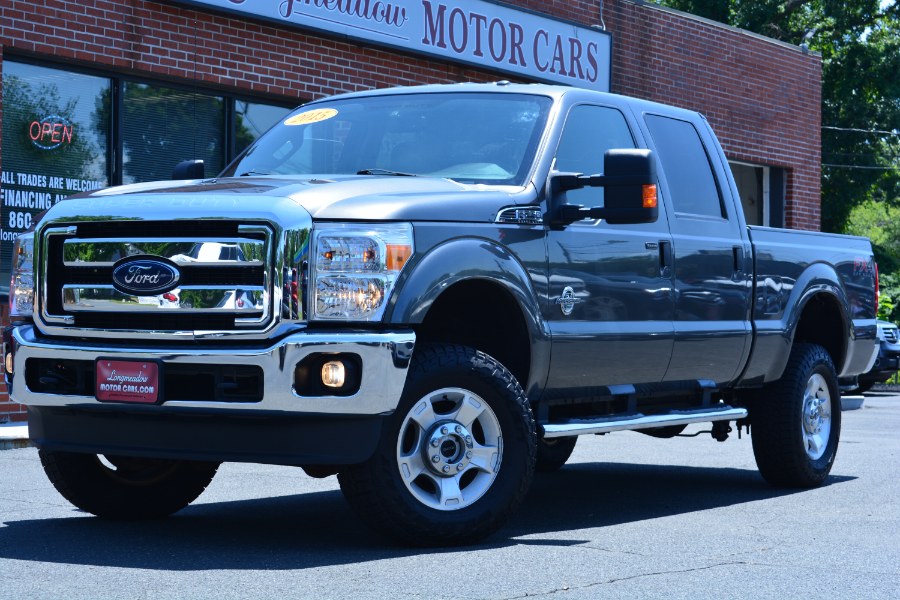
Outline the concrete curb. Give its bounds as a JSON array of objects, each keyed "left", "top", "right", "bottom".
[
  {"left": 841, "top": 395, "right": 865, "bottom": 411},
  {"left": 0, "top": 423, "right": 32, "bottom": 450}
]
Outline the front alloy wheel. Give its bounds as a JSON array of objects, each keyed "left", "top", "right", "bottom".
[{"left": 396, "top": 387, "right": 503, "bottom": 511}]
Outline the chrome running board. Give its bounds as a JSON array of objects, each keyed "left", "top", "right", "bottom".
[{"left": 542, "top": 406, "right": 748, "bottom": 438}]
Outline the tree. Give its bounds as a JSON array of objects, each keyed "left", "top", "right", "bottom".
[
  {"left": 845, "top": 199, "right": 900, "bottom": 320},
  {"left": 655, "top": 0, "right": 900, "bottom": 233}
]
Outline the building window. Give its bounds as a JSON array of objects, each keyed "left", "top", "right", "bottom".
[
  {"left": 729, "top": 161, "right": 785, "bottom": 227},
  {"left": 730, "top": 162, "right": 767, "bottom": 226},
  {"left": 0, "top": 58, "right": 292, "bottom": 293},
  {"left": 1, "top": 61, "right": 111, "bottom": 283},
  {"left": 122, "top": 83, "right": 226, "bottom": 184},
  {"left": 235, "top": 101, "right": 292, "bottom": 156}
]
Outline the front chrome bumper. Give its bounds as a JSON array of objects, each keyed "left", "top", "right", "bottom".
[{"left": 9, "top": 324, "right": 415, "bottom": 416}]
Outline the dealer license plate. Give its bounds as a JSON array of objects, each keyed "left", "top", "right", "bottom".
[{"left": 96, "top": 359, "right": 160, "bottom": 404}]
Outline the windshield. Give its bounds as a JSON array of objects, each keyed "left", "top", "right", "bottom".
[{"left": 220, "top": 92, "right": 553, "bottom": 185}]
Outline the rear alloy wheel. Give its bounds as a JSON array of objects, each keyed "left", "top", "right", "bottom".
[
  {"left": 751, "top": 343, "right": 841, "bottom": 487},
  {"left": 338, "top": 344, "right": 536, "bottom": 546},
  {"left": 39, "top": 449, "right": 219, "bottom": 519},
  {"left": 800, "top": 373, "right": 833, "bottom": 461}
]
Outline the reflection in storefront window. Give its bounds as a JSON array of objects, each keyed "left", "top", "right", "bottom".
[
  {"left": 0, "top": 60, "right": 291, "bottom": 292},
  {"left": 235, "top": 101, "right": 292, "bottom": 155},
  {"left": 1, "top": 61, "right": 110, "bottom": 292},
  {"left": 122, "top": 83, "right": 225, "bottom": 184}
]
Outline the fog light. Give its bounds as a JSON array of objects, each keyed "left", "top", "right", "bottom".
[
  {"left": 321, "top": 360, "right": 346, "bottom": 388},
  {"left": 295, "top": 353, "right": 361, "bottom": 397}
]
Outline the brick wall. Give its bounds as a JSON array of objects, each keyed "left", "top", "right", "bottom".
[{"left": 0, "top": 0, "right": 822, "bottom": 420}]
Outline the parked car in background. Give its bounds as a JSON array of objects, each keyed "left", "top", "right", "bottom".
[{"left": 848, "top": 320, "right": 900, "bottom": 393}]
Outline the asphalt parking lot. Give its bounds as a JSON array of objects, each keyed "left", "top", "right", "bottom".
[{"left": 0, "top": 392, "right": 897, "bottom": 599}]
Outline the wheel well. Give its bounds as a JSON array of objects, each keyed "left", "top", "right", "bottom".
[
  {"left": 415, "top": 280, "right": 531, "bottom": 386},
  {"left": 794, "top": 293, "right": 846, "bottom": 370}
]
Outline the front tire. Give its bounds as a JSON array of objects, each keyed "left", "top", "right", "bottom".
[
  {"left": 338, "top": 344, "right": 536, "bottom": 546},
  {"left": 751, "top": 343, "right": 841, "bottom": 487},
  {"left": 39, "top": 450, "right": 219, "bottom": 519}
]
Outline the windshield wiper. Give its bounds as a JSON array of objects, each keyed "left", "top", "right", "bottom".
[
  {"left": 239, "top": 169, "right": 273, "bottom": 176},
  {"left": 356, "top": 168, "right": 417, "bottom": 177}
]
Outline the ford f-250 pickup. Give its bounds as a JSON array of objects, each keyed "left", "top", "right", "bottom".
[{"left": 3, "top": 83, "right": 878, "bottom": 545}]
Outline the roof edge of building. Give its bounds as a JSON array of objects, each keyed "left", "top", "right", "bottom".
[{"left": 622, "top": 0, "right": 822, "bottom": 58}]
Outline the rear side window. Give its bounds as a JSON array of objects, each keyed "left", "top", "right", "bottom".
[{"left": 645, "top": 115, "right": 724, "bottom": 218}]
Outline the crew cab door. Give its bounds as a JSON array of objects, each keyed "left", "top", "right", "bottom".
[
  {"left": 640, "top": 113, "right": 753, "bottom": 384},
  {"left": 544, "top": 104, "right": 675, "bottom": 392}
]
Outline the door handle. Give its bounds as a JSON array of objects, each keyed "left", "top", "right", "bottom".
[
  {"left": 733, "top": 246, "right": 744, "bottom": 277},
  {"left": 659, "top": 240, "right": 673, "bottom": 278}
]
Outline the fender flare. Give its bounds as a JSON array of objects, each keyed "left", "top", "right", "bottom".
[
  {"left": 755, "top": 262, "right": 852, "bottom": 382},
  {"left": 385, "top": 237, "right": 551, "bottom": 397}
]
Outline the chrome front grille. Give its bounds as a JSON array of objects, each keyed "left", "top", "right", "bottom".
[
  {"left": 884, "top": 327, "right": 899, "bottom": 344},
  {"left": 40, "top": 220, "right": 274, "bottom": 335}
]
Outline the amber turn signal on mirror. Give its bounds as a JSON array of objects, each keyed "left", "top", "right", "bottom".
[{"left": 642, "top": 184, "right": 658, "bottom": 209}]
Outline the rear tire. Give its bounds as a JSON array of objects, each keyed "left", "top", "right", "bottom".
[
  {"left": 751, "top": 343, "right": 841, "bottom": 487},
  {"left": 535, "top": 436, "right": 577, "bottom": 472},
  {"left": 852, "top": 381, "right": 874, "bottom": 395},
  {"left": 338, "top": 344, "right": 536, "bottom": 546},
  {"left": 39, "top": 450, "right": 219, "bottom": 519}
]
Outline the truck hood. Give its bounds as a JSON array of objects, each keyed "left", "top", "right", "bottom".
[{"left": 72, "top": 175, "right": 535, "bottom": 222}]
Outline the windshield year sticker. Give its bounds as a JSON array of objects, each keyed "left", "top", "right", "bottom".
[{"left": 284, "top": 108, "right": 338, "bottom": 126}]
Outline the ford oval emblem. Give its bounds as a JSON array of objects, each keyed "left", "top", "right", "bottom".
[{"left": 112, "top": 257, "right": 180, "bottom": 295}]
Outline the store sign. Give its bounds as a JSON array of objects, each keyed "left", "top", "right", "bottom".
[
  {"left": 171, "top": 0, "right": 611, "bottom": 91},
  {"left": 29, "top": 115, "right": 75, "bottom": 151}
]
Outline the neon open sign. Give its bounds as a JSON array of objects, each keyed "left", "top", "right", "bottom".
[{"left": 29, "top": 115, "right": 74, "bottom": 150}]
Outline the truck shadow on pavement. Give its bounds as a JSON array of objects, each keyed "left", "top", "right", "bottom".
[{"left": 0, "top": 461, "right": 853, "bottom": 570}]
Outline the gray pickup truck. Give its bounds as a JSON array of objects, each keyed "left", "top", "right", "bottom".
[{"left": 4, "top": 83, "right": 878, "bottom": 545}]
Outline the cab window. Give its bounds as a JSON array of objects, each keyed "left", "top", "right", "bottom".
[{"left": 554, "top": 105, "right": 636, "bottom": 209}]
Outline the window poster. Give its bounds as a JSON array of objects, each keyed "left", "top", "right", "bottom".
[{"left": 1, "top": 61, "right": 110, "bottom": 293}]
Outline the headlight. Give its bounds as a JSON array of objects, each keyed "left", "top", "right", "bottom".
[
  {"left": 312, "top": 223, "right": 413, "bottom": 321},
  {"left": 9, "top": 232, "right": 35, "bottom": 321}
]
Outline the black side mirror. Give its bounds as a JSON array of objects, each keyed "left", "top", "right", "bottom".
[
  {"left": 549, "top": 149, "right": 658, "bottom": 226},
  {"left": 171, "top": 159, "right": 205, "bottom": 180}
]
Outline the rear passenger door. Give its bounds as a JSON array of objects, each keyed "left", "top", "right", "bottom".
[
  {"left": 544, "top": 103, "right": 675, "bottom": 393},
  {"left": 641, "top": 113, "right": 753, "bottom": 385}
]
